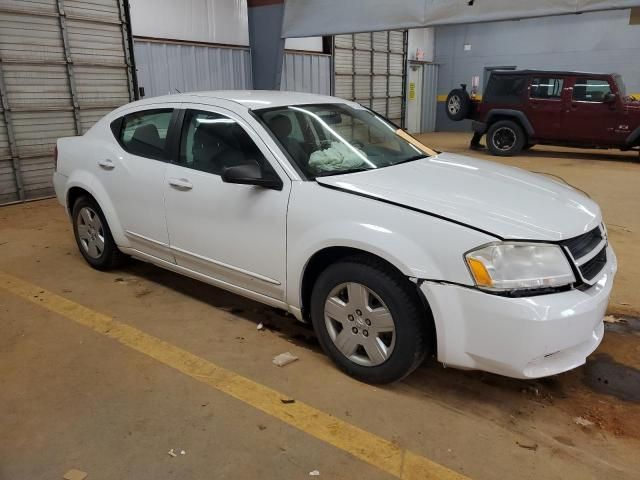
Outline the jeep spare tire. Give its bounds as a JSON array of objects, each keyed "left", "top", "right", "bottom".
[{"left": 445, "top": 88, "right": 471, "bottom": 121}]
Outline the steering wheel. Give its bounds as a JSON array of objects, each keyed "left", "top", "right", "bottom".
[{"left": 350, "top": 140, "right": 365, "bottom": 149}]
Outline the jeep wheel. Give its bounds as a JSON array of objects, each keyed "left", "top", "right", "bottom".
[
  {"left": 487, "top": 120, "right": 526, "bottom": 156},
  {"left": 445, "top": 89, "right": 471, "bottom": 121}
]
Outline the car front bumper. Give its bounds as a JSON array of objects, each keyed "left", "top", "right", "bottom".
[{"left": 420, "top": 245, "right": 617, "bottom": 379}]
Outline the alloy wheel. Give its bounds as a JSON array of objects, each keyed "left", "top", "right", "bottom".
[
  {"left": 76, "top": 206, "right": 105, "bottom": 259},
  {"left": 324, "top": 282, "right": 396, "bottom": 367},
  {"left": 492, "top": 126, "right": 517, "bottom": 151}
]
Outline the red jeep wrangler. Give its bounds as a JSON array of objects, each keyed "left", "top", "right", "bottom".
[{"left": 446, "top": 70, "right": 640, "bottom": 156}]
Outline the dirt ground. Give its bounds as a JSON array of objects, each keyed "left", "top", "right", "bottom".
[{"left": 1, "top": 135, "right": 639, "bottom": 479}]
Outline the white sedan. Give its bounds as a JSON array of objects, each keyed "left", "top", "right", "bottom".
[{"left": 53, "top": 91, "right": 617, "bottom": 384}]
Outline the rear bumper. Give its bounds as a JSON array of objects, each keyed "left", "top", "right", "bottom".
[{"left": 420, "top": 245, "right": 617, "bottom": 379}]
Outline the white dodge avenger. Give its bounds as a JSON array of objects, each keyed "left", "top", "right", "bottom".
[{"left": 53, "top": 91, "right": 617, "bottom": 384}]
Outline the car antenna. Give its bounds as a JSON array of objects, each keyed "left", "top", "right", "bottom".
[{"left": 174, "top": 88, "right": 182, "bottom": 94}]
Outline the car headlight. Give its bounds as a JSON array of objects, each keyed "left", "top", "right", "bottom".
[{"left": 465, "top": 242, "right": 575, "bottom": 291}]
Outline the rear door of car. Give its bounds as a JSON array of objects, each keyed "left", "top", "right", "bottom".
[
  {"left": 524, "top": 75, "right": 567, "bottom": 140},
  {"left": 163, "top": 104, "right": 291, "bottom": 301},
  {"left": 104, "top": 104, "right": 182, "bottom": 262},
  {"left": 564, "top": 76, "right": 624, "bottom": 145}
]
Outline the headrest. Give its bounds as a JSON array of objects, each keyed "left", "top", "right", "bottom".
[{"left": 269, "top": 114, "right": 292, "bottom": 139}]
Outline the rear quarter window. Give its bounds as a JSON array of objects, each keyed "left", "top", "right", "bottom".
[
  {"left": 110, "top": 109, "right": 173, "bottom": 160},
  {"left": 484, "top": 75, "right": 526, "bottom": 104}
]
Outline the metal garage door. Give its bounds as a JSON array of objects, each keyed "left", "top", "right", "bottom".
[
  {"left": 0, "top": 0, "right": 135, "bottom": 205},
  {"left": 333, "top": 30, "right": 407, "bottom": 126}
]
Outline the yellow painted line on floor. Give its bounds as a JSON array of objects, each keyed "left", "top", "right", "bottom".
[{"left": 0, "top": 270, "right": 468, "bottom": 480}]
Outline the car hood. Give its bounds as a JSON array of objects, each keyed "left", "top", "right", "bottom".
[{"left": 315, "top": 152, "right": 601, "bottom": 241}]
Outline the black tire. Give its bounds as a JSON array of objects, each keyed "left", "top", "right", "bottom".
[
  {"left": 72, "top": 196, "right": 127, "bottom": 270},
  {"left": 445, "top": 88, "right": 471, "bottom": 121},
  {"left": 486, "top": 120, "right": 526, "bottom": 156},
  {"left": 310, "top": 256, "right": 430, "bottom": 384}
]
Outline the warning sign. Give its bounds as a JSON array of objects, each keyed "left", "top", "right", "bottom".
[{"left": 408, "top": 82, "right": 416, "bottom": 100}]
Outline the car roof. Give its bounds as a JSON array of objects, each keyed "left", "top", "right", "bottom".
[
  {"left": 491, "top": 69, "right": 614, "bottom": 77},
  {"left": 124, "top": 90, "right": 351, "bottom": 110}
]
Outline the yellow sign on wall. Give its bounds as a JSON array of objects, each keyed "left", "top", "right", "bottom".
[{"left": 408, "top": 81, "right": 416, "bottom": 100}]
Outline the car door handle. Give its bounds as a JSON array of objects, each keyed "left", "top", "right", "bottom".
[
  {"left": 98, "top": 159, "right": 115, "bottom": 170},
  {"left": 168, "top": 178, "right": 193, "bottom": 190}
]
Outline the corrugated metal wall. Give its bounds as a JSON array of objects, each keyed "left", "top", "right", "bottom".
[
  {"left": 133, "top": 39, "right": 252, "bottom": 98},
  {"left": 134, "top": 39, "right": 331, "bottom": 98},
  {"left": 281, "top": 52, "right": 331, "bottom": 95},
  {"left": 333, "top": 30, "right": 407, "bottom": 126},
  {"left": 0, "top": 0, "right": 135, "bottom": 205},
  {"left": 421, "top": 63, "right": 438, "bottom": 132}
]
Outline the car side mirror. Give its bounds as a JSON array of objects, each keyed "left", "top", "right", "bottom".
[
  {"left": 221, "top": 162, "right": 283, "bottom": 190},
  {"left": 604, "top": 92, "right": 617, "bottom": 103}
]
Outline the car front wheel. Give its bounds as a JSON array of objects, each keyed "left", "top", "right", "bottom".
[
  {"left": 487, "top": 120, "right": 526, "bottom": 156},
  {"left": 310, "top": 257, "right": 430, "bottom": 384}
]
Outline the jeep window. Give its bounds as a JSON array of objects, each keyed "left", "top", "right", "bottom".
[
  {"left": 484, "top": 75, "right": 526, "bottom": 104},
  {"left": 530, "top": 77, "right": 564, "bottom": 100},
  {"left": 572, "top": 78, "right": 612, "bottom": 102}
]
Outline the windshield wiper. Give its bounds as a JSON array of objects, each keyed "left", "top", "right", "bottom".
[
  {"left": 394, "top": 154, "right": 428, "bottom": 165},
  {"left": 314, "top": 167, "right": 373, "bottom": 177}
]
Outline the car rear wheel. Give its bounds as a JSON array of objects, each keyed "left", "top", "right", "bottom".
[
  {"left": 72, "top": 196, "right": 127, "bottom": 270},
  {"left": 310, "top": 256, "right": 430, "bottom": 384},
  {"left": 445, "top": 88, "right": 471, "bottom": 121},
  {"left": 487, "top": 120, "right": 526, "bottom": 156}
]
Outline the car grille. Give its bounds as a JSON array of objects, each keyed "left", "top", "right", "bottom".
[{"left": 560, "top": 226, "right": 608, "bottom": 284}]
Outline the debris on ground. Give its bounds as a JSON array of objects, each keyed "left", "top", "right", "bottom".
[
  {"left": 604, "top": 315, "right": 626, "bottom": 324},
  {"left": 309, "top": 470, "right": 320, "bottom": 476},
  {"left": 516, "top": 441, "right": 538, "bottom": 451},
  {"left": 63, "top": 469, "right": 88, "bottom": 480},
  {"left": 180, "top": 450, "right": 186, "bottom": 455},
  {"left": 258, "top": 424, "right": 267, "bottom": 431},
  {"left": 257, "top": 322, "right": 264, "bottom": 331},
  {"left": 168, "top": 449, "right": 177, "bottom": 457},
  {"left": 273, "top": 352, "right": 299, "bottom": 367},
  {"left": 574, "top": 416, "right": 595, "bottom": 427},
  {"left": 281, "top": 398, "right": 296, "bottom": 404}
]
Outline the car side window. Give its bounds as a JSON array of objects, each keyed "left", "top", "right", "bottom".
[
  {"left": 179, "top": 110, "right": 277, "bottom": 178},
  {"left": 572, "top": 78, "right": 612, "bottom": 102},
  {"left": 117, "top": 109, "right": 173, "bottom": 160},
  {"left": 530, "top": 77, "right": 564, "bottom": 99}
]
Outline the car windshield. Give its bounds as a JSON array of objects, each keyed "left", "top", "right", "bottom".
[{"left": 256, "top": 103, "right": 436, "bottom": 179}]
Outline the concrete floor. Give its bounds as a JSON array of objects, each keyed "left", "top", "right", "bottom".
[{"left": 1, "top": 133, "right": 639, "bottom": 479}]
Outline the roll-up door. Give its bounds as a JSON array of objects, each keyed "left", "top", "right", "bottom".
[
  {"left": 0, "top": 0, "right": 135, "bottom": 205},
  {"left": 333, "top": 30, "right": 407, "bottom": 126}
]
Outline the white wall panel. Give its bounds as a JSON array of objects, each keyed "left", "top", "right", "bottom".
[{"left": 129, "top": 0, "right": 249, "bottom": 46}]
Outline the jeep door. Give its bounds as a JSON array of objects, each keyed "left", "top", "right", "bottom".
[
  {"left": 564, "top": 76, "right": 626, "bottom": 145},
  {"left": 525, "top": 76, "right": 566, "bottom": 140}
]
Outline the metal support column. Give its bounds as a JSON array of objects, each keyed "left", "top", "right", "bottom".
[
  {"left": 0, "top": 59, "right": 25, "bottom": 201},
  {"left": 56, "top": 0, "right": 82, "bottom": 135},
  {"left": 117, "top": 0, "right": 137, "bottom": 101},
  {"left": 247, "top": 0, "right": 285, "bottom": 90},
  {"left": 385, "top": 31, "right": 391, "bottom": 121}
]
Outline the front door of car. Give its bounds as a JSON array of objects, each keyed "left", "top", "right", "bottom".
[
  {"left": 525, "top": 76, "right": 566, "bottom": 140},
  {"left": 564, "top": 77, "right": 624, "bottom": 145},
  {"left": 164, "top": 106, "right": 290, "bottom": 301},
  {"left": 102, "top": 105, "right": 180, "bottom": 262}
]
